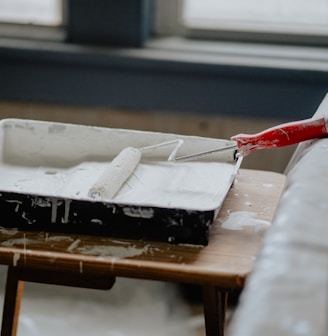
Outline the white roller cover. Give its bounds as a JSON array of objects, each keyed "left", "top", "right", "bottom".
[{"left": 88, "top": 147, "right": 141, "bottom": 200}]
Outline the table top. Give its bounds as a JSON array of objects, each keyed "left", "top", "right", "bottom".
[{"left": 0, "top": 169, "right": 285, "bottom": 288}]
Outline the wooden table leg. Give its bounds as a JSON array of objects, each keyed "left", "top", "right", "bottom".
[
  {"left": 202, "top": 285, "right": 228, "bottom": 336},
  {"left": 0, "top": 266, "right": 116, "bottom": 336},
  {"left": 1, "top": 267, "right": 24, "bottom": 336}
]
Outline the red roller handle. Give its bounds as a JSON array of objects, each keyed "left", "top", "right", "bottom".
[{"left": 231, "top": 117, "right": 328, "bottom": 156}]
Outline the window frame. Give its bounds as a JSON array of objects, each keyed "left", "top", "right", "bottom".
[{"left": 65, "top": 0, "right": 151, "bottom": 47}]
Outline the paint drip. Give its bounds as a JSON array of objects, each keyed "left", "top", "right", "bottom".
[{"left": 220, "top": 211, "right": 271, "bottom": 233}]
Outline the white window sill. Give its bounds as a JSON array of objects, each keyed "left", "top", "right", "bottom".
[{"left": 146, "top": 37, "right": 328, "bottom": 72}]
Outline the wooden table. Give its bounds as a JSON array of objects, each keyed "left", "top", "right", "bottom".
[{"left": 0, "top": 169, "right": 285, "bottom": 336}]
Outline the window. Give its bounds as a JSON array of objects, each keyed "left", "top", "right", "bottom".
[
  {"left": 0, "top": 0, "right": 63, "bottom": 26},
  {"left": 183, "top": 0, "right": 328, "bottom": 33},
  {"left": 155, "top": 0, "right": 328, "bottom": 45}
]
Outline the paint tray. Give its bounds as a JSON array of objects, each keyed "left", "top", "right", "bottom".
[{"left": 0, "top": 119, "right": 241, "bottom": 245}]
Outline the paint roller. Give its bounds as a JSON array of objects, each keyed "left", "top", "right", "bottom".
[
  {"left": 89, "top": 147, "right": 141, "bottom": 199},
  {"left": 171, "top": 116, "right": 328, "bottom": 161},
  {"left": 88, "top": 140, "right": 183, "bottom": 200}
]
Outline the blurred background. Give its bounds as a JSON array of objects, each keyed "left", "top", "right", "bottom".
[
  {"left": 0, "top": 1, "right": 328, "bottom": 334},
  {"left": 1, "top": 0, "right": 328, "bottom": 173}
]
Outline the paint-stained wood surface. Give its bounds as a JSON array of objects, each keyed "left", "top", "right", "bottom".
[{"left": 0, "top": 169, "right": 285, "bottom": 288}]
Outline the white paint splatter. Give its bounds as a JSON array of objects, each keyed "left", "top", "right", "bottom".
[
  {"left": 111, "top": 240, "right": 131, "bottom": 245},
  {"left": 263, "top": 183, "right": 273, "bottom": 187},
  {"left": 0, "top": 227, "right": 19, "bottom": 236},
  {"left": 67, "top": 239, "right": 81, "bottom": 252},
  {"left": 47, "top": 236, "right": 73, "bottom": 242},
  {"left": 177, "top": 243, "right": 204, "bottom": 249},
  {"left": 21, "top": 212, "right": 35, "bottom": 225},
  {"left": 77, "top": 244, "right": 150, "bottom": 258},
  {"left": 5, "top": 200, "right": 23, "bottom": 213},
  {"left": 1, "top": 237, "right": 30, "bottom": 247},
  {"left": 220, "top": 211, "right": 271, "bottom": 233},
  {"left": 23, "top": 233, "right": 27, "bottom": 261},
  {"left": 123, "top": 207, "right": 154, "bottom": 219},
  {"left": 13, "top": 252, "right": 20, "bottom": 266},
  {"left": 63, "top": 199, "right": 71, "bottom": 224}
]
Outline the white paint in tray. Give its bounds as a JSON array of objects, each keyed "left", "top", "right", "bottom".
[{"left": 0, "top": 119, "right": 240, "bottom": 212}]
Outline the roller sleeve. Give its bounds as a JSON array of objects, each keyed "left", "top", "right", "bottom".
[{"left": 88, "top": 147, "right": 141, "bottom": 199}]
